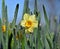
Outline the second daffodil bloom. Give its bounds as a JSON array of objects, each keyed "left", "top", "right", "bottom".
[
  {"left": 2, "top": 25, "right": 6, "bottom": 32},
  {"left": 20, "top": 13, "right": 38, "bottom": 33}
]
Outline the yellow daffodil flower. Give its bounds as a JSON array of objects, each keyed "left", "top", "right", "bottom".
[
  {"left": 20, "top": 13, "right": 38, "bottom": 33},
  {"left": 2, "top": 25, "right": 6, "bottom": 32}
]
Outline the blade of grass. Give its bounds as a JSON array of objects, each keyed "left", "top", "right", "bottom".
[
  {"left": 0, "top": 18, "right": 2, "bottom": 44},
  {"left": 34, "top": 0, "right": 38, "bottom": 16},
  {"left": 5, "top": 5, "right": 8, "bottom": 49},
  {"left": 43, "top": 5, "right": 49, "bottom": 28},
  {"left": 11, "top": 4, "right": 19, "bottom": 49},
  {"left": 22, "top": 0, "right": 30, "bottom": 16},
  {"left": 2, "top": 0, "right": 5, "bottom": 24},
  {"left": 11, "top": 4, "right": 19, "bottom": 29}
]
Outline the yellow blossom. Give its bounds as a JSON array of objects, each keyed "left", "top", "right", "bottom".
[
  {"left": 20, "top": 13, "right": 38, "bottom": 33},
  {"left": 2, "top": 25, "right": 6, "bottom": 32}
]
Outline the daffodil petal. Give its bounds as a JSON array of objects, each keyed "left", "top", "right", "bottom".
[
  {"left": 29, "top": 15, "right": 36, "bottom": 21},
  {"left": 32, "top": 21, "right": 38, "bottom": 28},
  {"left": 20, "top": 20, "right": 26, "bottom": 27},
  {"left": 23, "top": 13, "right": 30, "bottom": 20},
  {"left": 28, "top": 27, "right": 33, "bottom": 32}
]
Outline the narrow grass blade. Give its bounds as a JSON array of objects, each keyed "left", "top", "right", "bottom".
[
  {"left": 0, "top": 19, "right": 2, "bottom": 42},
  {"left": 43, "top": 5, "right": 49, "bottom": 28},
  {"left": 11, "top": 4, "right": 19, "bottom": 29},
  {"left": 34, "top": 0, "right": 38, "bottom": 16},
  {"left": 22, "top": 0, "right": 30, "bottom": 18},
  {"left": 2, "top": 0, "right": 6, "bottom": 24}
]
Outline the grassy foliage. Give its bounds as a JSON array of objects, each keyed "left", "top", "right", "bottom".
[{"left": 0, "top": 0, "right": 60, "bottom": 49}]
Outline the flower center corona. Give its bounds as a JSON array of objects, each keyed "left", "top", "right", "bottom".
[{"left": 25, "top": 21, "right": 32, "bottom": 28}]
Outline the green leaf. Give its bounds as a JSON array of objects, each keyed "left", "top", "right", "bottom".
[
  {"left": 5, "top": 6, "right": 8, "bottom": 28},
  {"left": 23, "top": 0, "right": 29, "bottom": 13},
  {"left": 34, "top": 0, "right": 38, "bottom": 15},
  {"left": 46, "top": 33, "right": 53, "bottom": 49},
  {"left": 22, "top": 0, "right": 30, "bottom": 17},
  {"left": 2, "top": 0, "right": 5, "bottom": 24},
  {"left": 0, "top": 18, "right": 2, "bottom": 42},
  {"left": 11, "top": 4, "right": 19, "bottom": 29},
  {"left": 33, "top": 28, "right": 38, "bottom": 49},
  {"left": 45, "top": 38, "right": 50, "bottom": 49},
  {"left": 43, "top": 5, "right": 49, "bottom": 28}
]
